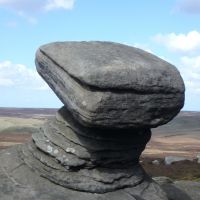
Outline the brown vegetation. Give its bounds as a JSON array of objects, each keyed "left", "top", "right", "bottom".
[{"left": 141, "top": 157, "right": 200, "bottom": 181}]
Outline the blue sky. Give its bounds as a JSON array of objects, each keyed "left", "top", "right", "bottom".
[{"left": 0, "top": 0, "right": 200, "bottom": 110}]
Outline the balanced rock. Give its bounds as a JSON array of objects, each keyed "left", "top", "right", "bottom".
[
  {"left": 36, "top": 41, "right": 184, "bottom": 128},
  {"left": 0, "top": 41, "right": 185, "bottom": 200}
]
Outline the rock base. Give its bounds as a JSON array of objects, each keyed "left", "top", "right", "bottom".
[
  {"left": 0, "top": 146, "right": 168, "bottom": 200},
  {"left": 0, "top": 107, "right": 169, "bottom": 199}
]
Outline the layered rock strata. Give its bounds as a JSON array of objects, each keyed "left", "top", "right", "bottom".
[
  {"left": 36, "top": 42, "right": 184, "bottom": 128},
  {"left": 21, "top": 107, "right": 151, "bottom": 193},
  {"left": 0, "top": 41, "right": 185, "bottom": 200}
]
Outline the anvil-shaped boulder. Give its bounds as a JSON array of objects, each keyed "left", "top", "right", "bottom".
[{"left": 36, "top": 41, "right": 184, "bottom": 128}]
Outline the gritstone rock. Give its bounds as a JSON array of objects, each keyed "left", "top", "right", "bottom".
[
  {"left": 0, "top": 41, "right": 185, "bottom": 200},
  {"left": 164, "top": 156, "right": 193, "bottom": 165},
  {"left": 36, "top": 41, "right": 185, "bottom": 128},
  {"left": 156, "top": 178, "right": 200, "bottom": 200}
]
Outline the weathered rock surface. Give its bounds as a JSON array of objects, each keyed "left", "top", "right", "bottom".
[
  {"left": 164, "top": 156, "right": 193, "bottom": 165},
  {"left": 0, "top": 41, "right": 186, "bottom": 200},
  {"left": 24, "top": 108, "right": 153, "bottom": 194},
  {"left": 0, "top": 106, "right": 168, "bottom": 200},
  {"left": 154, "top": 177, "right": 200, "bottom": 200},
  {"left": 0, "top": 119, "right": 167, "bottom": 200},
  {"left": 1, "top": 149, "right": 199, "bottom": 200},
  {"left": 36, "top": 41, "right": 185, "bottom": 128},
  {"left": 153, "top": 176, "right": 174, "bottom": 184}
]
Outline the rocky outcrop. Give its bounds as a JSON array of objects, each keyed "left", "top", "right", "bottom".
[
  {"left": 36, "top": 42, "right": 184, "bottom": 128},
  {"left": 21, "top": 113, "right": 150, "bottom": 194},
  {"left": 0, "top": 41, "right": 185, "bottom": 200}
]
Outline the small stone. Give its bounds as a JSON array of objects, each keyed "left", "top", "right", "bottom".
[
  {"left": 152, "top": 160, "right": 160, "bottom": 165},
  {"left": 196, "top": 154, "right": 200, "bottom": 164},
  {"left": 164, "top": 156, "right": 193, "bottom": 165}
]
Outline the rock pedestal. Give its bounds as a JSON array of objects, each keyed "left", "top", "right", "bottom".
[
  {"left": 22, "top": 107, "right": 152, "bottom": 194},
  {"left": 0, "top": 42, "right": 185, "bottom": 200}
]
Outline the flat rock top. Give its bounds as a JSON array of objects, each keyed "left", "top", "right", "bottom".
[{"left": 37, "top": 41, "right": 184, "bottom": 93}]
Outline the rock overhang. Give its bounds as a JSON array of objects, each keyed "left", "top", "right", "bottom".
[{"left": 35, "top": 41, "right": 185, "bottom": 128}]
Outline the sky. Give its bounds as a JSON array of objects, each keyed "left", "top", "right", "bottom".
[{"left": 0, "top": 0, "right": 200, "bottom": 111}]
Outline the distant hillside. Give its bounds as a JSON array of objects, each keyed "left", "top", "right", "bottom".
[
  {"left": 0, "top": 108, "right": 199, "bottom": 158},
  {"left": 0, "top": 107, "right": 57, "bottom": 119},
  {"left": 0, "top": 107, "right": 199, "bottom": 135},
  {"left": 153, "top": 111, "right": 200, "bottom": 136}
]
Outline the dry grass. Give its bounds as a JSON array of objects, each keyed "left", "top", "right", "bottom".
[
  {"left": 141, "top": 157, "right": 200, "bottom": 181},
  {"left": 144, "top": 134, "right": 200, "bottom": 159},
  {"left": 0, "top": 117, "right": 44, "bottom": 132}
]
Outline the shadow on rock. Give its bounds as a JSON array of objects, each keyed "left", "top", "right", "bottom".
[{"left": 162, "top": 184, "right": 192, "bottom": 200}]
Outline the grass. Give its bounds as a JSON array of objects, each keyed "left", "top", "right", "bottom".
[{"left": 0, "top": 117, "right": 44, "bottom": 134}]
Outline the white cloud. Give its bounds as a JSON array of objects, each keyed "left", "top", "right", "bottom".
[
  {"left": 0, "top": 60, "right": 49, "bottom": 90},
  {"left": 154, "top": 30, "right": 200, "bottom": 53},
  {"left": 0, "top": 78, "right": 14, "bottom": 86},
  {"left": 179, "top": 56, "right": 200, "bottom": 94},
  {"left": 17, "top": 11, "right": 37, "bottom": 24},
  {"left": 0, "top": 0, "right": 43, "bottom": 12},
  {"left": 0, "top": 0, "right": 75, "bottom": 13},
  {"left": 0, "top": 60, "right": 62, "bottom": 108},
  {"left": 6, "top": 20, "right": 18, "bottom": 28},
  {"left": 45, "top": 0, "right": 74, "bottom": 11},
  {"left": 152, "top": 30, "right": 200, "bottom": 110},
  {"left": 175, "top": 0, "right": 200, "bottom": 14},
  {"left": 0, "top": 0, "right": 75, "bottom": 24}
]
